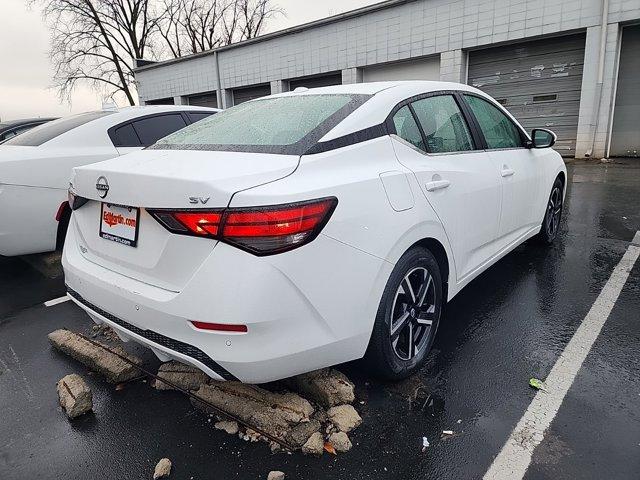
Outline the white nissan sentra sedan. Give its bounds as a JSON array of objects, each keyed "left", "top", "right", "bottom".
[
  {"left": 63, "top": 81, "right": 566, "bottom": 383},
  {"left": 0, "top": 105, "right": 218, "bottom": 256}
]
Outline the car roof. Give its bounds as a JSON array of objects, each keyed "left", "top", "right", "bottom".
[{"left": 272, "top": 80, "right": 479, "bottom": 97}]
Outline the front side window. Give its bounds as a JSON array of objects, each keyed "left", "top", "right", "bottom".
[
  {"left": 153, "top": 94, "right": 368, "bottom": 154},
  {"left": 411, "top": 95, "right": 474, "bottom": 153},
  {"left": 392, "top": 106, "right": 425, "bottom": 151},
  {"left": 464, "top": 95, "right": 523, "bottom": 149}
]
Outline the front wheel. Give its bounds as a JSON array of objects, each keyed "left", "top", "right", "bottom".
[
  {"left": 537, "top": 177, "right": 564, "bottom": 244},
  {"left": 365, "top": 247, "right": 443, "bottom": 380}
]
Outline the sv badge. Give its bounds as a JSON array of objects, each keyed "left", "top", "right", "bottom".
[{"left": 189, "top": 196, "right": 210, "bottom": 205}]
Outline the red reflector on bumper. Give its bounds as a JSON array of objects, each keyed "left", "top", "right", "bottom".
[{"left": 191, "top": 321, "right": 248, "bottom": 333}]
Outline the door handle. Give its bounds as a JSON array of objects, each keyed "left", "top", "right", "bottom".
[
  {"left": 425, "top": 180, "right": 451, "bottom": 192},
  {"left": 501, "top": 168, "right": 515, "bottom": 177}
]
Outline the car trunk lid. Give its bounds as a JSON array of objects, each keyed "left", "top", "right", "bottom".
[{"left": 70, "top": 149, "right": 299, "bottom": 291}]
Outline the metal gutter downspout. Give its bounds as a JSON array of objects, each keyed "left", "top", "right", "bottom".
[
  {"left": 214, "top": 50, "right": 223, "bottom": 109},
  {"left": 586, "top": 0, "right": 609, "bottom": 158}
]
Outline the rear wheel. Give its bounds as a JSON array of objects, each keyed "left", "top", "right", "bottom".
[
  {"left": 365, "top": 247, "right": 443, "bottom": 380},
  {"left": 537, "top": 177, "right": 564, "bottom": 244}
]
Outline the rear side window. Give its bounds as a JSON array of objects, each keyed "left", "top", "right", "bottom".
[
  {"left": 392, "top": 106, "right": 425, "bottom": 151},
  {"left": 111, "top": 123, "right": 141, "bottom": 147},
  {"left": 3, "top": 112, "right": 113, "bottom": 146},
  {"left": 411, "top": 95, "right": 474, "bottom": 153},
  {"left": 464, "top": 95, "right": 523, "bottom": 149},
  {"left": 186, "top": 112, "right": 215, "bottom": 123},
  {"left": 132, "top": 114, "right": 187, "bottom": 146}
]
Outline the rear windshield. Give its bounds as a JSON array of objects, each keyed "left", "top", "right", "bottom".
[
  {"left": 152, "top": 94, "right": 369, "bottom": 155},
  {"left": 4, "top": 111, "right": 113, "bottom": 146}
]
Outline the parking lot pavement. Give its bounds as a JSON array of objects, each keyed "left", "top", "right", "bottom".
[{"left": 1, "top": 161, "right": 639, "bottom": 480}]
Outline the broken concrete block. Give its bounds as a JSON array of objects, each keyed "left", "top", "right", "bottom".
[
  {"left": 328, "top": 432, "right": 352, "bottom": 452},
  {"left": 214, "top": 420, "right": 239, "bottom": 435},
  {"left": 48, "top": 329, "right": 141, "bottom": 383},
  {"left": 57, "top": 374, "right": 93, "bottom": 419},
  {"left": 153, "top": 458, "right": 172, "bottom": 479},
  {"left": 154, "top": 361, "right": 209, "bottom": 391},
  {"left": 191, "top": 382, "right": 314, "bottom": 441},
  {"left": 285, "top": 368, "right": 355, "bottom": 407},
  {"left": 285, "top": 419, "right": 321, "bottom": 448},
  {"left": 267, "top": 471, "right": 285, "bottom": 480},
  {"left": 301, "top": 431, "right": 324, "bottom": 456},
  {"left": 327, "top": 404, "right": 362, "bottom": 433}
]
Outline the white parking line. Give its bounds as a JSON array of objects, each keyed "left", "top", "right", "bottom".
[
  {"left": 44, "top": 295, "right": 70, "bottom": 307},
  {"left": 484, "top": 231, "right": 640, "bottom": 480}
]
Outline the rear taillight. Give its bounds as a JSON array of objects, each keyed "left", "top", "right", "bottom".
[{"left": 149, "top": 197, "right": 337, "bottom": 256}]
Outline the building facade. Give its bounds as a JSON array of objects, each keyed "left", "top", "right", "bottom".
[{"left": 134, "top": 0, "right": 640, "bottom": 158}]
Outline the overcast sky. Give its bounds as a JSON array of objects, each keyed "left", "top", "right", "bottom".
[{"left": 0, "top": 0, "right": 376, "bottom": 121}]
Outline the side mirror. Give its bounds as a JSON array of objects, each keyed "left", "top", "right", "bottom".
[{"left": 529, "top": 128, "right": 557, "bottom": 148}]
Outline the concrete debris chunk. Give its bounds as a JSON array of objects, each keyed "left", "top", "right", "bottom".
[
  {"left": 267, "top": 471, "right": 285, "bottom": 480},
  {"left": 327, "top": 404, "right": 362, "bottom": 433},
  {"left": 191, "top": 382, "right": 314, "bottom": 440},
  {"left": 153, "top": 458, "right": 172, "bottom": 479},
  {"left": 285, "top": 368, "right": 355, "bottom": 407},
  {"left": 301, "top": 431, "right": 324, "bottom": 456},
  {"left": 155, "top": 361, "right": 209, "bottom": 391},
  {"left": 328, "top": 432, "right": 352, "bottom": 452},
  {"left": 57, "top": 374, "right": 93, "bottom": 419},
  {"left": 214, "top": 420, "right": 239, "bottom": 435},
  {"left": 285, "top": 419, "right": 322, "bottom": 448},
  {"left": 48, "top": 329, "right": 142, "bottom": 383}
]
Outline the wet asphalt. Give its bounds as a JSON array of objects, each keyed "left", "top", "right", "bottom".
[{"left": 1, "top": 162, "right": 639, "bottom": 480}]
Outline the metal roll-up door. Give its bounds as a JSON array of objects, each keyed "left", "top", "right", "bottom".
[
  {"left": 145, "top": 98, "right": 175, "bottom": 105},
  {"left": 289, "top": 72, "right": 342, "bottom": 90},
  {"left": 468, "top": 34, "right": 586, "bottom": 157},
  {"left": 610, "top": 25, "right": 640, "bottom": 157},
  {"left": 362, "top": 56, "right": 440, "bottom": 82},
  {"left": 232, "top": 84, "right": 271, "bottom": 105},
  {"left": 188, "top": 92, "right": 218, "bottom": 108}
]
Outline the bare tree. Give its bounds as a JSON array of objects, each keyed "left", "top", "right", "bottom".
[
  {"left": 158, "top": 0, "right": 283, "bottom": 57},
  {"left": 33, "top": 0, "right": 282, "bottom": 104},
  {"left": 33, "top": 0, "right": 157, "bottom": 105}
]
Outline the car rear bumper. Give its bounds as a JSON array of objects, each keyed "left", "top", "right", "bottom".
[{"left": 63, "top": 219, "right": 391, "bottom": 383}]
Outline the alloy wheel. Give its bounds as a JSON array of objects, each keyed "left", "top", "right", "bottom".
[
  {"left": 546, "top": 186, "right": 563, "bottom": 238},
  {"left": 389, "top": 267, "right": 437, "bottom": 361}
]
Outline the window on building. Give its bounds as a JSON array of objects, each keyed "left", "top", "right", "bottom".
[
  {"left": 411, "top": 95, "right": 474, "bottom": 153},
  {"left": 464, "top": 95, "right": 523, "bottom": 149}
]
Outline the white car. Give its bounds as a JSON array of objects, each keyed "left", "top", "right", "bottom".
[
  {"left": 0, "top": 105, "right": 219, "bottom": 256},
  {"left": 63, "top": 82, "right": 566, "bottom": 383}
]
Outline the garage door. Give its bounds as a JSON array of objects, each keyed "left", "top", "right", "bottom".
[
  {"left": 188, "top": 92, "right": 218, "bottom": 108},
  {"left": 468, "top": 34, "right": 585, "bottom": 157},
  {"left": 289, "top": 72, "right": 342, "bottom": 90},
  {"left": 232, "top": 84, "right": 271, "bottom": 105},
  {"left": 610, "top": 25, "right": 640, "bottom": 157},
  {"left": 362, "top": 56, "right": 440, "bottom": 82},
  {"left": 145, "top": 98, "right": 174, "bottom": 105}
]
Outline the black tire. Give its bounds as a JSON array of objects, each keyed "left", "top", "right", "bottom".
[
  {"left": 364, "top": 246, "right": 443, "bottom": 380},
  {"left": 536, "top": 177, "right": 564, "bottom": 245},
  {"left": 56, "top": 206, "right": 71, "bottom": 251}
]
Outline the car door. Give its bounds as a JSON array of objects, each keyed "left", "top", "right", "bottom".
[
  {"left": 390, "top": 92, "right": 503, "bottom": 281},
  {"left": 462, "top": 94, "right": 546, "bottom": 248}
]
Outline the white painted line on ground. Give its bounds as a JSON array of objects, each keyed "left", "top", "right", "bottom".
[
  {"left": 484, "top": 232, "right": 640, "bottom": 480},
  {"left": 44, "top": 295, "right": 70, "bottom": 307}
]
